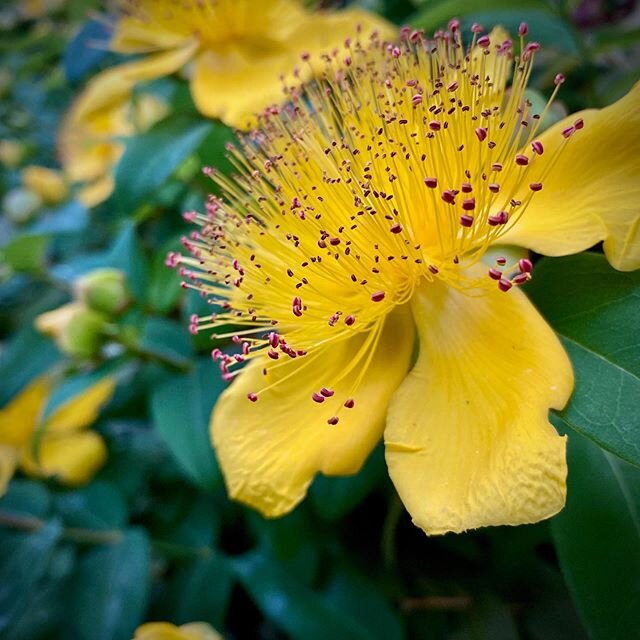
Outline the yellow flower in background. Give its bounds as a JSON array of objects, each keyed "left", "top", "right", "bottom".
[
  {"left": 59, "top": 89, "right": 168, "bottom": 207},
  {"left": 109, "top": 0, "right": 396, "bottom": 129},
  {"left": 173, "top": 23, "right": 640, "bottom": 535},
  {"left": 133, "top": 621, "right": 222, "bottom": 640},
  {"left": 0, "top": 375, "right": 115, "bottom": 495},
  {"left": 21, "top": 165, "right": 68, "bottom": 204}
]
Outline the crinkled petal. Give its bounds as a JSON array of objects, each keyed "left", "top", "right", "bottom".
[
  {"left": 20, "top": 431, "right": 107, "bottom": 486},
  {"left": 385, "top": 276, "right": 573, "bottom": 535},
  {"left": 0, "top": 376, "right": 50, "bottom": 447},
  {"left": 500, "top": 82, "right": 640, "bottom": 271},
  {"left": 212, "top": 307, "right": 414, "bottom": 518}
]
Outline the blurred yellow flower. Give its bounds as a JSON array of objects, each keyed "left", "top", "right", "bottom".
[
  {"left": 21, "top": 165, "right": 68, "bottom": 204},
  {"left": 0, "top": 375, "right": 115, "bottom": 495},
  {"left": 0, "top": 140, "right": 25, "bottom": 169},
  {"left": 110, "top": 0, "right": 397, "bottom": 129},
  {"left": 133, "top": 621, "right": 222, "bottom": 640},
  {"left": 175, "top": 26, "right": 640, "bottom": 534}
]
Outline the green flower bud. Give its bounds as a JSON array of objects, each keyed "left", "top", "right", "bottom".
[{"left": 74, "top": 268, "right": 130, "bottom": 316}]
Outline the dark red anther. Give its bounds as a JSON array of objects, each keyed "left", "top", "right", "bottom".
[
  {"left": 428, "top": 264, "right": 439, "bottom": 274},
  {"left": 518, "top": 22, "right": 528, "bottom": 36},
  {"left": 320, "top": 387, "right": 335, "bottom": 398},
  {"left": 488, "top": 183, "right": 500, "bottom": 193},
  {"left": 424, "top": 177, "right": 438, "bottom": 188},
  {"left": 498, "top": 278, "right": 513, "bottom": 292},
  {"left": 247, "top": 393, "right": 258, "bottom": 402},
  {"left": 312, "top": 392, "right": 325, "bottom": 403},
  {"left": 562, "top": 125, "right": 575, "bottom": 138},
  {"left": 515, "top": 154, "right": 529, "bottom": 166},
  {"left": 371, "top": 291, "right": 386, "bottom": 302},
  {"left": 574, "top": 118, "right": 584, "bottom": 130},
  {"left": 327, "top": 416, "right": 339, "bottom": 426},
  {"left": 390, "top": 223, "right": 403, "bottom": 234},
  {"left": 512, "top": 273, "right": 531, "bottom": 285},
  {"left": 459, "top": 214, "right": 474, "bottom": 227},
  {"left": 518, "top": 258, "right": 533, "bottom": 273},
  {"left": 412, "top": 94, "right": 423, "bottom": 107},
  {"left": 531, "top": 140, "right": 544, "bottom": 155},
  {"left": 471, "top": 23, "right": 483, "bottom": 34},
  {"left": 429, "top": 120, "right": 441, "bottom": 131},
  {"left": 441, "top": 190, "right": 456, "bottom": 204},
  {"left": 475, "top": 127, "right": 488, "bottom": 141},
  {"left": 268, "top": 349, "right": 279, "bottom": 360},
  {"left": 554, "top": 73, "right": 565, "bottom": 85},
  {"left": 462, "top": 198, "right": 476, "bottom": 211},
  {"left": 329, "top": 237, "right": 341, "bottom": 246},
  {"left": 477, "top": 35, "right": 491, "bottom": 48},
  {"left": 496, "top": 256, "right": 507, "bottom": 266},
  {"left": 344, "top": 314, "right": 356, "bottom": 326},
  {"left": 529, "top": 182, "right": 543, "bottom": 192},
  {"left": 491, "top": 162, "right": 503, "bottom": 172},
  {"left": 461, "top": 182, "right": 472, "bottom": 193},
  {"left": 344, "top": 398, "right": 355, "bottom": 409},
  {"left": 488, "top": 268, "right": 502, "bottom": 280},
  {"left": 488, "top": 211, "right": 509, "bottom": 226}
]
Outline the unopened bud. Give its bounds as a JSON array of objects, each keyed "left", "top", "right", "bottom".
[
  {"left": 35, "top": 302, "right": 107, "bottom": 359},
  {"left": 74, "top": 268, "right": 130, "bottom": 316},
  {"left": 21, "top": 165, "right": 68, "bottom": 204}
]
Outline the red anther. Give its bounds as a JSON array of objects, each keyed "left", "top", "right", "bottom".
[
  {"left": 471, "top": 22, "right": 483, "bottom": 33},
  {"left": 165, "top": 252, "right": 179, "bottom": 268},
  {"left": 529, "top": 182, "right": 543, "bottom": 192},
  {"left": 247, "top": 393, "right": 258, "bottom": 402},
  {"left": 329, "top": 237, "right": 341, "bottom": 246},
  {"left": 459, "top": 214, "right": 474, "bottom": 227},
  {"left": 461, "top": 182, "right": 473, "bottom": 193},
  {"left": 462, "top": 198, "right": 476, "bottom": 211},
  {"left": 562, "top": 126, "right": 575, "bottom": 138},
  {"left": 211, "top": 348, "right": 222, "bottom": 360},
  {"left": 496, "top": 256, "right": 507, "bottom": 266},
  {"left": 344, "top": 56, "right": 352, "bottom": 67},
  {"left": 390, "top": 223, "right": 403, "bottom": 234},
  {"left": 519, "top": 258, "right": 533, "bottom": 273},
  {"left": 242, "top": 342, "right": 251, "bottom": 355},
  {"left": 448, "top": 18, "right": 460, "bottom": 32},
  {"left": 409, "top": 29, "right": 422, "bottom": 43},
  {"left": 447, "top": 81, "right": 459, "bottom": 92},
  {"left": 391, "top": 46, "right": 401, "bottom": 58},
  {"left": 429, "top": 120, "right": 441, "bottom": 131},
  {"left": 300, "top": 51, "right": 310, "bottom": 61},
  {"left": 292, "top": 296, "right": 301, "bottom": 308},
  {"left": 488, "top": 267, "right": 503, "bottom": 280},
  {"left": 512, "top": 273, "right": 531, "bottom": 285},
  {"left": 371, "top": 291, "right": 386, "bottom": 302},
  {"left": 231, "top": 334, "right": 241, "bottom": 344},
  {"left": 488, "top": 183, "right": 500, "bottom": 193},
  {"left": 515, "top": 154, "right": 529, "bottom": 166},
  {"left": 441, "top": 190, "right": 456, "bottom": 204},
  {"left": 491, "top": 162, "right": 503, "bottom": 172},
  {"left": 518, "top": 22, "right": 528, "bottom": 36},
  {"left": 574, "top": 118, "right": 584, "bottom": 130},
  {"left": 475, "top": 127, "right": 488, "bottom": 141},
  {"left": 268, "top": 349, "right": 279, "bottom": 360},
  {"left": 344, "top": 398, "right": 355, "bottom": 409},
  {"left": 320, "top": 387, "right": 335, "bottom": 397},
  {"left": 312, "top": 392, "right": 325, "bottom": 403},
  {"left": 554, "top": 73, "right": 566, "bottom": 85},
  {"left": 531, "top": 140, "right": 544, "bottom": 155},
  {"left": 412, "top": 94, "right": 423, "bottom": 107},
  {"left": 268, "top": 332, "right": 279, "bottom": 347},
  {"left": 424, "top": 177, "right": 438, "bottom": 188},
  {"left": 344, "top": 314, "right": 356, "bottom": 326},
  {"left": 522, "top": 42, "right": 540, "bottom": 59},
  {"left": 428, "top": 264, "right": 439, "bottom": 274},
  {"left": 477, "top": 35, "right": 491, "bottom": 48},
  {"left": 488, "top": 211, "right": 509, "bottom": 226},
  {"left": 498, "top": 39, "right": 513, "bottom": 53},
  {"left": 317, "top": 239, "right": 327, "bottom": 248},
  {"left": 327, "top": 416, "right": 339, "bottom": 426},
  {"left": 498, "top": 278, "right": 513, "bottom": 292}
]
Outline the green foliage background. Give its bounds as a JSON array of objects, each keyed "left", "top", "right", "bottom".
[{"left": 1, "top": 0, "right": 639, "bottom": 638}]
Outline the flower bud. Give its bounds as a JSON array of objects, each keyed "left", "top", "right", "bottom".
[
  {"left": 21, "top": 165, "right": 68, "bottom": 204},
  {"left": 73, "top": 268, "right": 130, "bottom": 316},
  {"left": 3, "top": 187, "right": 42, "bottom": 224},
  {"left": 35, "top": 302, "right": 107, "bottom": 359},
  {"left": 0, "top": 139, "right": 25, "bottom": 168}
]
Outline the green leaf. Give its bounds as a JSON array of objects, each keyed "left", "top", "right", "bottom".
[
  {"left": 232, "top": 552, "right": 372, "bottom": 640},
  {"left": 139, "top": 317, "right": 193, "bottom": 369},
  {"left": 0, "top": 520, "right": 62, "bottom": 633},
  {"left": 106, "top": 223, "right": 148, "bottom": 302},
  {"left": 550, "top": 424, "right": 640, "bottom": 640},
  {"left": 526, "top": 253, "right": 640, "bottom": 467},
  {"left": 147, "top": 235, "right": 184, "bottom": 314},
  {"left": 70, "top": 528, "right": 151, "bottom": 640},
  {"left": 55, "top": 482, "right": 127, "bottom": 531},
  {"left": 115, "top": 115, "right": 213, "bottom": 211},
  {"left": 149, "top": 357, "right": 222, "bottom": 491},
  {"left": 0, "top": 479, "right": 51, "bottom": 519},
  {"left": 1, "top": 234, "right": 49, "bottom": 272}
]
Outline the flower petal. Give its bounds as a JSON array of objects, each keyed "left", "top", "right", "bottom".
[
  {"left": 44, "top": 377, "right": 115, "bottom": 434},
  {"left": 20, "top": 431, "right": 107, "bottom": 486},
  {"left": 385, "top": 277, "right": 573, "bottom": 535},
  {"left": 212, "top": 307, "right": 414, "bottom": 518},
  {"left": 500, "top": 82, "right": 640, "bottom": 271},
  {"left": 111, "top": 17, "right": 192, "bottom": 54},
  {"left": 0, "top": 376, "right": 50, "bottom": 447},
  {"left": 0, "top": 445, "right": 18, "bottom": 496}
]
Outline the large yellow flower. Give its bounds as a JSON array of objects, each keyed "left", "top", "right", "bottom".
[
  {"left": 172, "top": 25, "right": 640, "bottom": 535},
  {"left": 110, "top": 0, "right": 396, "bottom": 129},
  {"left": 0, "top": 375, "right": 114, "bottom": 495},
  {"left": 133, "top": 621, "right": 221, "bottom": 640}
]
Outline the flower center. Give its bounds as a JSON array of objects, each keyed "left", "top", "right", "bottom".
[{"left": 171, "top": 22, "right": 580, "bottom": 405}]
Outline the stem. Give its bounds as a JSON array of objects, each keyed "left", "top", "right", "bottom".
[{"left": 381, "top": 494, "right": 403, "bottom": 569}]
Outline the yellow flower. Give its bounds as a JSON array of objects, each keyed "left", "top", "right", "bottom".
[
  {"left": 133, "top": 621, "right": 222, "bottom": 640},
  {"left": 173, "top": 25, "right": 640, "bottom": 535},
  {"left": 0, "top": 375, "right": 115, "bottom": 495},
  {"left": 108, "top": 0, "right": 396, "bottom": 130},
  {"left": 21, "top": 166, "right": 68, "bottom": 204}
]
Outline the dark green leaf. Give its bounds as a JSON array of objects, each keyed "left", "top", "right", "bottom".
[
  {"left": 526, "top": 253, "right": 640, "bottom": 466},
  {"left": 146, "top": 235, "right": 184, "bottom": 314},
  {"left": 1, "top": 234, "right": 49, "bottom": 272},
  {"left": 63, "top": 19, "right": 111, "bottom": 83},
  {"left": 55, "top": 482, "right": 127, "bottom": 531},
  {"left": 115, "top": 115, "right": 213, "bottom": 211},
  {"left": 28, "top": 201, "right": 88, "bottom": 235},
  {"left": 70, "top": 528, "right": 151, "bottom": 640},
  {"left": 551, "top": 424, "right": 640, "bottom": 640},
  {"left": 106, "top": 223, "right": 148, "bottom": 302},
  {"left": 139, "top": 316, "right": 193, "bottom": 369},
  {"left": 149, "top": 357, "right": 222, "bottom": 491},
  {"left": 232, "top": 552, "right": 371, "bottom": 640},
  {"left": 0, "top": 479, "right": 51, "bottom": 519}
]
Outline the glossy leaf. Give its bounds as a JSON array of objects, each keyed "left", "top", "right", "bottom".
[
  {"left": 551, "top": 424, "right": 640, "bottom": 640},
  {"left": 526, "top": 253, "right": 640, "bottom": 466}
]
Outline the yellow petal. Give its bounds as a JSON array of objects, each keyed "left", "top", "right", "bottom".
[
  {"left": 132, "top": 622, "right": 221, "bottom": 640},
  {"left": 500, "top": 82, "right": 640, "bottom": 271},
  {"left": 0, "top": 376, "right": 51, "bottom": 447},
  {"left": 20, "top": 430, "right": 107, "bottom": 486},
  {"left": 212, "top": 307, "right": 414, "bottom": 517},
  {"left": 111, "top": 17, "right": 192, "bottom": 54},
  {"left": 0, "top": 444, "right": 18, "bottom": 496},
  {"left": 179, "top": 623, "right": 222, "bottom": 640},
  {"left": 21, "top": 166, "right": 68, "bottom": 204},
  {"left": 76, "top": 175, "right": 116, "bottom": 208},
  {"left": 45, "top": 377, "right": 116, "bottom": 434},
  {"left": 385, "top": 276, "right": 573, "bottom": 535},
  {"left": 190, "top": 8, "right": 396, "bottom": 129}
]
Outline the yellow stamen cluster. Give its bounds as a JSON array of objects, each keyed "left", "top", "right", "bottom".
[{"left": 170, "top": 22, "right": 577, "bottom": 396}]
